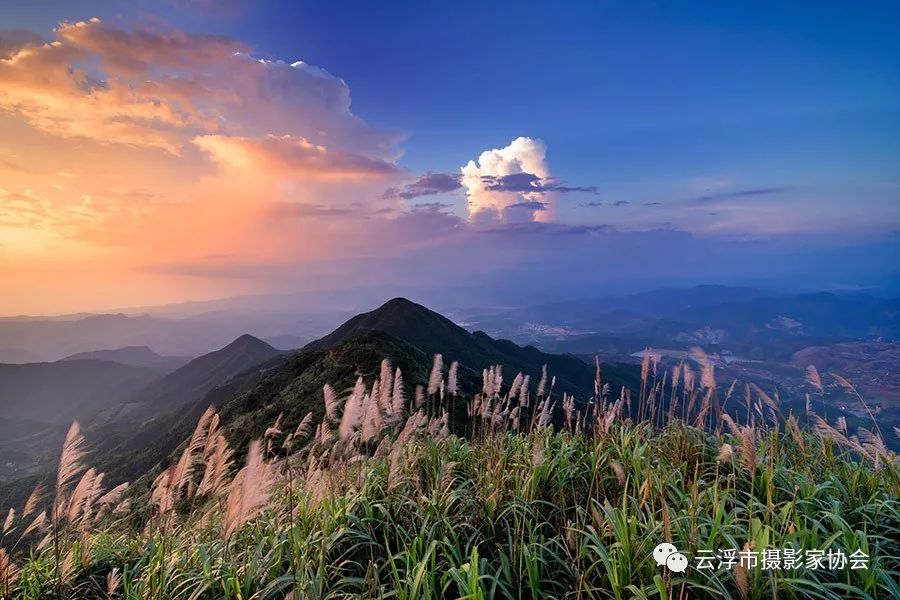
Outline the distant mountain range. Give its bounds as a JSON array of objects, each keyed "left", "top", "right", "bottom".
[
  {"left": 62, "top": 346, "right": 191, "bottom": 372},
  {"left": 461, "top": 286, "right": 900, "bottom": 360},
  {"left": 0, "top": 310, "right": 349, "bottom": 363}
]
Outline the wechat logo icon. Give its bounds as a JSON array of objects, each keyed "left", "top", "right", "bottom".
[{"left": 653, "top": 543, "right": 688, "bottom": 573}]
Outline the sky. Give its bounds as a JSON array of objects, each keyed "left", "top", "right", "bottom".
[{"left": 0, "top": 1, "right": 898, "bottom": 315}]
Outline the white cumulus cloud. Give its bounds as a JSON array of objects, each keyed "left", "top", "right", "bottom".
[{"left": 460, "top": 136, "right": 555, "bottom": 223}]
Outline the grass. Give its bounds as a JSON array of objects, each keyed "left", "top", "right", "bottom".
[{"left": 0, "top": 354, "right": 897, "bottom": 599}]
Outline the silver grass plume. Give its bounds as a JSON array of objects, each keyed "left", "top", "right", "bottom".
[
  {"left": 738, "top": 427, "right": 757, "bottom": 473},
  {"left": 427, "top": 353, "right": 443, "bottom": 395},
  {"left": 224, "top": 439, "right": 275, "bottom": 538},
  {"left": 323, "top": 384, "right": 339, "bottom": 422},
  {"left": 447, "top": 361, "right": 459, "bottom": 396},
  {"left": 0, "top": 549, "right": 19, "bottom": 598},
  {"left": 493, "top": 365, "right": 503, "bottom": 397},
  {"left": 22, "top": 511, "right": 46, "bottom": 537},
  {"left": 836, "top": 416, "right": 847, "bottom": 435},
  {"left": 22, "top": 483, "right": 44, "bottom": 520},
  {"left": 805, "top": 365, "right": 824, "bottom": 394},
  {"left": 106, "top": 567, "right": 121, "bottom": 598},
  {"left": 414, "top": 385, "right": 425, "bottom": 409},
  {"left": 691, "top": 347, "right": 716, "bottom": 390},
  {"left": 536, "top": 364, "right": 547, "bottom": 397},
  {"left": 57, "top": 422, "right": 87, "bottom": 492},
  {"left": 339, "top": 377, "right": 365, "bottom": 440},
  {"left": 717, "top": 443, "right": 734, "bottom": 463},
  {"left": 509, "top": 372, "right": 524, "bottom": 399},
  {"left": 379, "top": 359, "right": 393, "bottom": 413},
  {"left": 150, "top": 465, "right": 177, "bottom": 520},
  {"left": 391, "top": 367, "right": 405, "bottom": 417},
  {"left": 66, "top": 467, "right": 97, "bottom": 526},
  {"left": 361, "top": 389, "right": 384, "bottom": 444},
  {"left": 610, "top": 461, "right": 626, "bottom": 486},
  {"left": 198, "top": 430, "right": 233, "bottom": 497}
]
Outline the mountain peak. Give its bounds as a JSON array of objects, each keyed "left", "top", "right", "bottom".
[
  {"left": 125, "top": 334, "right": 282, "bottom": 417},
  {"left": 302, "top": 297, "right": 458, "bottom": 356},
  {"left": 303, "top": 298, "right": 638, "bottom": 398},
  {"left": 379, "top": 297, "right": 423, "bottom": 311},
  {"left": 228, "top": 333, "right": 275, "bottom": 351}
]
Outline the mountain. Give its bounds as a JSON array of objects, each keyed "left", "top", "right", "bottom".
[
  {"left": 459, "top": 287, "right": 900, "bottom": 363},
  {"left": 0, "top": 300, "right": 641, "bottom": 509},
  {"left": 674, "top": 292, "right": 900, "bottom": 340},
  {"left": 61, "top": 346, "right": 191, "bottom": 372},
  {"left": 304, "top": 297, "right": 638, "bottom": 397},
  {"left": 106, "top": 335, "right": 282, "bottom": 422},
  {"left": 0, "top": 359, "right": 159, "bottom": 424}
]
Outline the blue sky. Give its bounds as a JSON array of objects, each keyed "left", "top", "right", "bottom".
[
  {"left": 0, "top": 1, "right": 898, "bottom": 312},
  {"left": 198, "top": 2, "right": 898, "bottom": 180}
]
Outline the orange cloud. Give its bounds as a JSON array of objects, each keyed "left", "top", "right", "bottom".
[
  {"left": 194, "top": 134, "right": 399, "bottom": 180},
  {"left": 0, "top": 18, "right": 409, "bottom": 314}
]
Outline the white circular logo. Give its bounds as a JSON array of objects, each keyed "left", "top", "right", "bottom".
[
  {"left": 653, "top": 543, "right": 678, "bottom": 567},
  {"left": 666, "top": 552, "right": 688, "bottom": 573}
]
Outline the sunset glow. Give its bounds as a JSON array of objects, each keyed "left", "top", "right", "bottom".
[{"left": 1, "top": 3, "right": 898, "bottom": 314}]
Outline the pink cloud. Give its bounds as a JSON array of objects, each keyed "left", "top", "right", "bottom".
[{"left": 194, "top": 134, "right": 399, "bottom": 180}]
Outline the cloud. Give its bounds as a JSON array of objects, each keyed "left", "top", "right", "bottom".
[
  {"left": 0, "top": 29, "right": 44, "bottom": 59},
  {"left": 0, "top": 18, "right": 400, "bottom": 157},
  {"left": 460, "top": 137, "right": 554, "bottom": 223},
  {"left": 459, "top": 137, "right": 598, "bottom": 224},
  {"left": 194, "top": 134, "right": 399, "bottom": 180},
  {"left": 481, "top": 172, "right": 596, "bottom": 194},
  {"left": 381, "top": 172, "right": 462, "bottom": 200},
  {"left": 407, "top": 201, "right": 454, "bottom": 213},
  {"left": 582, "top": 200, "right": 629, "bottom": 207},
  {"left": 506, "top": 200, "right": 548, "bottom": 211},
  {"left": 477, "top": 222, "right": 611, "bottom": 236},
  {"left": 268, "top": 201, "right": 396, "bottom": 219},
  {"left": 0, "top": 17, "right": 416, "bottom": 312},
  {"left": 692, "top": 187, "right": 787, "bottom": 203}
]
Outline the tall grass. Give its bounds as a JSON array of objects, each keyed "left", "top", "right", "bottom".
[{"left": 1, "top": 353, "right": 897, "bottom": 599}]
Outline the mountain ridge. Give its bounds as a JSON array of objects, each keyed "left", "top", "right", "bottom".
[
  {"left": 102, "top": 334, "right": 282, "bottom": 423},
  {"left": 62, "top": 345, "right": 191, "bottom": 371}
]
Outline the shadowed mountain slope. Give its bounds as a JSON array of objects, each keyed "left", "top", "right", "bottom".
[
  {"left": 117, "top": 334, "right": 281, "bottom": 419},
  {"left": 0, "top": 359, "right": 159, "bottom": 424}
]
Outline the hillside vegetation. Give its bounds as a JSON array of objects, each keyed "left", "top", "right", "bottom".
[{"left": 0, "top": 348, "right": 896, "bottom": 599}]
